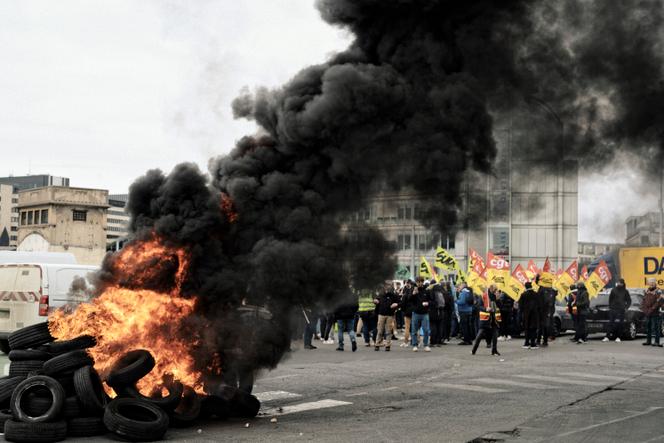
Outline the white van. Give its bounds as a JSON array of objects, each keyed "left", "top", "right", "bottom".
[{"left": 0, "top": 263, "right": 98, "bottom": 353}]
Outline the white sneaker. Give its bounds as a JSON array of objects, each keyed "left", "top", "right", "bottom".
[
  {"left": 615, "top": 337, "right": 621, "bottom": 342},
  {"left": 424, "top": 346, "right": 431, "bottom": 352},
  {"left": 497, "top": 336, "right": 505, "bottom": 342},
  {"left": 412, "top": 346, "right": 418, "bottom": 352},
  {"left": 522, "top": 345, "right": 529, "bottom": 349},
  {"left": 602, "top": 337, "right": 609, "bottom": 342},
  {"left": 507, "top": 335, "right": 512, "bottom": 341},
  {"left": 400, "top": 343, "right": 407, "bottom": 347}
]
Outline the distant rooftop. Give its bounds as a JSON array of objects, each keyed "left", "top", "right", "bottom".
[{"left": 0, "top": 175, "right": 70, "bottom": 192}]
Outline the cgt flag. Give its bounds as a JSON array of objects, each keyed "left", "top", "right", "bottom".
[
  {"left": 554, "top": 260, "right": 578, "bottom": 301},
  {"left": 503, "top": 265, "right": 527, "bottom": 301},
  {"left": 486, "top": 252, "right": 510, "bottom": 290},
  {"left": 538, "top": 257, "right": 555, "bottom": 288},
  {"left": 466, "top": 255, "right": 488, "bottom": 297},
  {"left": 579, "top": 265, "right": 589, "bottom": 282},
  {"left": 526, "top": 259, "right": 540, "bottom": 280},
  {"left": 586, "top": 260, "right": 612, "bottom": 298}
]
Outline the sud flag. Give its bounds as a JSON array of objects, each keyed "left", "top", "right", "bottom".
[
  {"left": 434, "top": 247, "right": 466, "bottom": 282},
  {"left": 585, "top": 260, "right": 612, "bottom": 298},
  {"left": 486, "top": 252, "right": 510, "bottom": 290}
]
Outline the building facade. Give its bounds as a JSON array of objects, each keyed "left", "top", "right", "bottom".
[
  {"left": 344, "top": 107, "right": 579, "bottom": 279},
  {"left": 578, "top": 241, "right": 623, "bottom": 266},
  {"left": 107, "top": 194, "right": 130, "bottom": 248},
  {"left": 0, "top": 184, "right": 19, "bottom": 250},
  {"left": 16, "top": 186, "right": 109, "bottom": 265},
  {"left": 625, "top": 212, "right": 662, "bottom": 247},
  {"left": 0, "top": 175, "right": 69, "bottom": 191}
]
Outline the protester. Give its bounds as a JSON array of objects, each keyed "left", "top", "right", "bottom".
[
  {"left": 374, "top": 282, "right": 400, "bottom": 351},
  {"left": 642, "top": 278, "right": 663, "bottom": 347},
  {"left": 566, "top": 284, "right": 578, "bottom": 341},
  {"left": 520, "top": 282, "right": 539, "bottom": 349},
  {"left": 303, "top": 306, "right": 318, "bottom": 350},
  {"left": 400, "top": 280, "right": 416, "bottom": 347},
  {"left": 319, "top": 311, "right": 336, "bottom": 344},
  {"left": 429, "top": 281, "right": 445, "bottom": 347},
  {"left": 603, "top": 278, "right": 631, "bottom": 342},
  {"left": 472, "top": 285, "right": 501, "bottom": 356},
  {"left": 442, "top": 281, "right": 455, "bottom": 344},
  {"left": 410, "top": 276, "right": 432, "bottom": 352},
  {"left": 537, "top": 281, "right": 556, "bottom": 347},
  {"left": 334, "top": 299, "right": 359, "bottom": 352},
  {"left": 573, "top": 282, "right": 590, "bottom": 344},
  {"left": 456, "top": 282, "right": 474, "bottom": 345},
  {"left": 497, "top": 290, "right": 514, "bottom": 341},
  {"left": 357, "top": 289, "right": 378, "bottom": 347}
]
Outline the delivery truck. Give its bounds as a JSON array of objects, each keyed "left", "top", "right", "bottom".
[{"left": 590, "top": 247, "right": 664, "bottom": 289}]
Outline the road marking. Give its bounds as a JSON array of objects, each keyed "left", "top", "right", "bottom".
[
  {"left": 515, "top": 375, "right": 607, "bottom": 387},
  {"left": 260, "top": 399, "right": 352, "bottom": 416},
  {"left": 549, "top": 407, "right": 663, "bottom": 439},
  {"left": 379, "top": 386, "right": 399, "bottom": 392},
  {"left": 559, "top": 372, "right": 627, "bottom": 382},
  {"left": 345, "top": 392, "right": 368, "bottom": 397},
  {"left": 430, "top": 382, "right": 507, "bottom": 394},
  {"left": 642, "top": 373, "right": 664, "bottom": 379},
  {"left": 474, "top": 378, "right": 555, "bottom": 390},
  {"left": 254, "top": 391, "right": 302, "bottom": 402}
]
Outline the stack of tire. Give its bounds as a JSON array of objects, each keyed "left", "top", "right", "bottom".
[{"left": 0, "top": 323, "right": 262, "bottom": 442}]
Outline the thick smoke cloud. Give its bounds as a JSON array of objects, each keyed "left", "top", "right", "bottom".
[{"left": 115, "top": 1, "right": 664, "bottom": 376}]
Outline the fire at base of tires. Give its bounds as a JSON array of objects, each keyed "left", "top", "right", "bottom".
[{"left": 0, "top": 322, "right": 260, "bottom": 442}]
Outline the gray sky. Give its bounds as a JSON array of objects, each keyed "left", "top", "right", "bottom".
[{"left": 0, "top": 1, "right": 656, "bottom": 243}]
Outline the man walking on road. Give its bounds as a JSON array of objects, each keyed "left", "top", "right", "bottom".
[
  {"left": 642, "top": 278, "right": 663, "bottom": 347},
  {"left": 603, "top": 278, "right": 631, "bottom": 342},
  {"left": 472, "top": 285, "right": 501, "bottom": 356},
  {"left": 410, "top": 276, "right": 432, "bottom": 352},
  {"left": 357, "top": 289, "right": 377, "bottom": 347},
  {"left": 520, "top": 282, "right": 539, "bottom": 349},
  {"left": 456, "top": 282, "right": 474, "bottom": 345},
  {"left": 374, "top": 282, "right": 399, "bottom": 351},
  {"left": 573, "top": 282, "right": 590, "bottom": 344},
  {"left": 334, "top": 298, "right": 359, "bottom": 352}
]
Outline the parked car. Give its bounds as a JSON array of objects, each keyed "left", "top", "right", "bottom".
[
  {"left": 584, "top": 289, "right": 660, "bottom": 340},
  {"left": 0, "top": 262, "right": 98, "bottom": 353},
  {"left": 553, "top": 298, "right": 575, "bottom": 336}
]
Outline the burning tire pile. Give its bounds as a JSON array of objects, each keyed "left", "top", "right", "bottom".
[{"left": 0, "top": 323, "right": 261, "bottom": 442}]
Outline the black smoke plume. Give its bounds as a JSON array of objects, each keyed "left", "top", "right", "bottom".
[{"left": 111, "top": 1, "right": 664, "bottom": 377}]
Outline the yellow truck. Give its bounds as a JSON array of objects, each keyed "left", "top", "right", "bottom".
[{"left": 618, "top": 247, "right": 664, "bottom": 289}]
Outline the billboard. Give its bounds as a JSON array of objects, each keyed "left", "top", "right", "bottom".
[{"left": 619, "top": 247, "right": 664, "bottom": 289}]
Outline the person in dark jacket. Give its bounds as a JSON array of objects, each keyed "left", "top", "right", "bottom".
[
  {"left": 520, "top": 282, "right": 540, "bottom": 349},
  {"left": 497, "top": 291, "right": 514, "bottom": 340},
  {"left": 537, "top": 284, "right": 556, "bottom": 347},
  {"left": 410, "top": 276, "right": 433, "bottom": 352},
  {"left": 566, "top": 284, "right": 578, "bottom": 341},
  {"left": 472, "top": 285, "right": 501, "bottom": 356},
  {"left": 374, "top": 282, "right": 400, "bottom": 351},
  {"left": 573, "top": 283, "right": 590, "bottom": 344},
  {"left": 400, "top": 280, "right": 415, "bottom": 347},
  {"left": 334, "top": 299, "right": 359, "bottom": 352},
  {"left": 604, "top": 278, "right": 631, "bottom": 342},
  {"left": 442, "top": 282, "right": 455, "bottom": 343},
  {"left": 429, "top": 282, "right": 445, "bottom": 346},
  {"left": 641, "top": 278, "right": 663, "bottom": 347}
]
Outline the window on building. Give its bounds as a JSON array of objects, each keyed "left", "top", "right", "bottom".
[
  {"left": 397, "top": 235, "right": 404, "bottom": 250},
  {"left": 397, "top": 208, "right": 404, "bottom": 220},
  {"left": 11, "top": 198, "right": 18, "bottom": 204},
  {"left": 641, "top": 235, "right": 650, "bottom": 245},
  {"left": 10, "top": 235, "right": 16, "bottom": 241},
  {"left": 414, "top": 206, "right": 421, "bottom": 219},
  {"left": 418, "top": 235, "right": 426, "bottom": 250},
  {"left": 72, "top": 210, "right": 87, "bottom": 222},
  {"left": 10, "top": 226, "right": 16, "bottom": 232},
  {"left": 12, "top": 207, "right": 18, "bottom": 213},
  {"left": 40, "top": 209, "right": 48, "bottom": 224},
  {"left": 27, "top": 211, "right": 33, "bottom": 225},
  {"left": 405, "top": 207, "right": 412, "bottom": 219},
  {"left": 20, "top": 212, "right": 26, "bottom": 226},
  {"left": 403, "top": 234, "right": 411, "bottom": 250},
  {"left": 490, "top": 227, "right": 510, "bottom": 256}
]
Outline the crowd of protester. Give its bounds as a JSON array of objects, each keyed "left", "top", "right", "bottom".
[{"left": 301, "top": 277, "right": 664, "bottom": 354}]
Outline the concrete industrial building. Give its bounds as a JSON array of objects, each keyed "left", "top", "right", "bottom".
[
  {"left": 16, "top": 186, "right": 109, "bottom": 265},
  {"left": 107, "top": 194, "right": 130, "bottom": 249},
  {"left": 625, "top": 212, "right": 662, "bottom": 247},
  {"left": 344, "top": 108, "right": 579, "bottom": 278}
]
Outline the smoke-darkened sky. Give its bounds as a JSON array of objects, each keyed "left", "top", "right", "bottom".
[{"left": 0, "top": 0, "right": 657, "bottom": 243}]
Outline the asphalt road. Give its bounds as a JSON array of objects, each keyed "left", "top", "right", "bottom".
[{"left": 4, "top": 332, "right": 664, "bottom": 443}]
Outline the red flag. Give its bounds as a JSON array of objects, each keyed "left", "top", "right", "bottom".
[
  {"left": 542, "top": 257, "right": 552, "bottom": 273},
  {"left": 512, "top": 264, "right": 529, "bottom": 285},
  {"left": 565, "top": 260, "right": 578, "bottom": 281},
  {"left": 580, "top": 265, "right": 589, "bottom": 281},
  {"left": 469, "top": 248, "right": 486, "bottom": 270},
  {"left": 527, "top": 260, "right": 540, "bottom": 276}
]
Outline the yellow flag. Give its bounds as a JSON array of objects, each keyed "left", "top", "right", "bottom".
[
  {"left": 486, "top": 252, "right": 510, "bottom": 291},
  {"left": 434, "top": 246, "right": 465, "bottom": 282},
  {"left": 503, "top": 276, "right": 525, "bottom": 301},
  {"left": 586, "top": 260, "right": 612, "bottom": 298},
  {"left": 419, "top": 256, "right": 432, "bottom": 279}
]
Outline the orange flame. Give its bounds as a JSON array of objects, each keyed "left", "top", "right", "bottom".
[
  {"left": 220, "top": 193, "right": 238, "bottom": 223},
  {"left": 48, "top": 237, "right": 209, "bottom": 395}
]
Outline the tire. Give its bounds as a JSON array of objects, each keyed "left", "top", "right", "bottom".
[
  {"left": 118, "top": 380, "right": 183, "bottom": 411},
  {"left": 10, "top": 376, "right": 65, "bottom": 423},
  {"left": 623, "top": 320, "right": 638, "bottom": 340},
  {"left": 9, "top": 350, "right": 53, "bottom": 362},
  {"left": 62, "top": 396, "right": 81, "bottom": 419},
  {"left": 106, "top": 350, "right": 155, "bottom": 390},
  {"left": 42, "top": 350, "right": 93, "bottom": 376},
  {"left": 0, "top": 339, "right": 10, "bottom": 355},
  {"left": 0, "top": 377, "right": 25, "bottom": 406},
  {"left": 170, "top": 386, "right": 201, "bottom": 427},
  {"left": 9, "top": 360, "right": 44, "bottom": 378},
  {"left": 73, "top": 365, "right": 106, "bottom": 414},
  {"left": 231, "top": 390, "right": 260, "bottom": 418},
  {"left": 41, "top": 336, "right": 96, "bottom": 355},
  {"left": 8, "top": 323, "right": 53, "bottom": 351},
  {"left": 0, "top": 408, "right": 12, "bottom": 432},
  {"left": 67, "top": 416, "right": 106, "bottom": 437},
  {"left": 552, "top": 318, "right": 562, "bottom": 337},
  {"left": 103, "top": 398, "right": 169, "bottom": 442},
  {"left": 4, "top": 419, "right": 67, "bottom": 443},
  {"left": 200, "top": 394, "right": 232, "bottom": 419},
  {"left": 21, "top": 394, "right": 55, "bottom": 417},
  {"left": 53, "top": 373, "right": 75, "bottom": 396}
]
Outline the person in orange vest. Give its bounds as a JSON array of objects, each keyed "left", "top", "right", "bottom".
[{"left": 472, "top": 284, "right": 502, "bottom": 356}]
